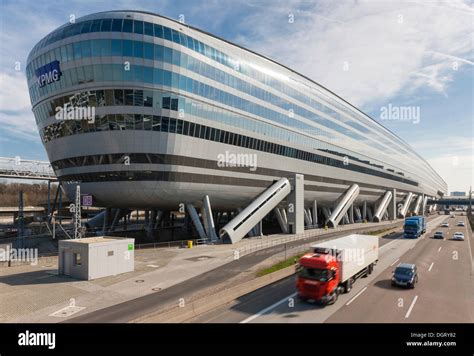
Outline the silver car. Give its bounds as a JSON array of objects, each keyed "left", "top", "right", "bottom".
[{"left": 453, "top": 232, "right": 464, "bottom": 241}]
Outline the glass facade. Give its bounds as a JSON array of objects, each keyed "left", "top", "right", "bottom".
[{"left": 26, "top": 11, "right": 447, "bottom": 196}]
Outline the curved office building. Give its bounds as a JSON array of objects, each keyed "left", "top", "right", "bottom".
[{"left": 27, "top": 11, "right": 447, "bottom": 235}]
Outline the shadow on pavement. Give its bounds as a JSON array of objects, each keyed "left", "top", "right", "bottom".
[{"left": 0, "top": 269, "right": 75, "bottom": 285}]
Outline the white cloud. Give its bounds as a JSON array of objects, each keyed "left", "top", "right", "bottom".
[
  {"left": 0, "top": 71, "right": 37, "bottom": 141},
  {"left": 411, "top": 136, "right": 474, "bottom": 191},
  {"left": 237, "top": 0, "right": 473, "bottom": 107}
]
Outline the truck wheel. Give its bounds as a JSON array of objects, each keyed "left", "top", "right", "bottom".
[
  {"left": 363, "top": 266, "right": 369, "bottom": 278},
  {"left": 327, "top": 291, "right": 338, "bottom": 305},
  {"left": 344, "top": 279, "right": 352, "bottom": 293},
  {"left": 369, "top": 264, "right": 373, "bottom": 274}
]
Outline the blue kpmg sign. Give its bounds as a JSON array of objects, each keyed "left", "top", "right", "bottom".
[{"left": 35, "top": 60, "right": 62, "bottom": 87}]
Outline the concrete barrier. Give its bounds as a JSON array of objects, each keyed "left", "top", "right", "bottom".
[{"left": 133, "top": 265, "right": 297, "bottom": 323}]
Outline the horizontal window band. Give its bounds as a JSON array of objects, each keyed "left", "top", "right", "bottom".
[
  {"left": 58, "top": 170, "right": 387, "bottom": 196},
  {"left": 53, "top": 152, "right": 416, "bottom": 194}
]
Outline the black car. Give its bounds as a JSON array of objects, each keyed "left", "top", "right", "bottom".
[{"left": 391, "top": 263, "right": 418, "bottom": 288}]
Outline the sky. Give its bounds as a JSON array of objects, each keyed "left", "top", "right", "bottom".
[{"left": 0, "top": 0, "right": 472, "bottom": 192}]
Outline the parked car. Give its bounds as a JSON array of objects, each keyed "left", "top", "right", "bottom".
[
  {"left": 441, "top": 222, "right": 449, "bottom": 228},
  {"left": 433, "top": 231, "right": 444, "bottom": 239},
  {"left": 391, "top": 263, "right": 418, "bottom": 289},
  {"left": 457, "top": 221, "right": 465, "bottom": 227},
  {"left": 453, "top": 232, "right": 465, "bottom": 241}
]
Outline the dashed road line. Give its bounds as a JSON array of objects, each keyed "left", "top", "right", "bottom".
[
  {"left": 428, "top": 262, "right": 434, "bottom": 272},
  {"left": 390, "top": 258, "right": 400, "bottom": 267},
  {"left": 346, "top": 286, "right": 368, "bottom": 306},
  {"left": 240, "top": 292, "right": 297, "bottom": 323},
  {"left": 405, "top": 295, "right": 418, "bottom": 319}
]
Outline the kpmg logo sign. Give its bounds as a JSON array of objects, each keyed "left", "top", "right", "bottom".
[{"left": 35, "top": 60, "right": 62, "bottom": 87}]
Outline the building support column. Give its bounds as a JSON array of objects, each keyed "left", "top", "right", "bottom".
[
  {"left": 287, "top": 174, "right": 304, "bottom": 234},
  {"left": 326, "top": 184, "right": 360, "bottom": 228},
  {"left": 203, "top": 195, "right": 218, "bottom": 241},
  {"left": 312, "top": 200, "right": 318, "bottom": 227},
  {"left": 349, "top": 204, "right": 354, "bottom": 224},
  {"left": 366, "top": 206, "right": 373, "bottom": 221},
  {"left": 413, "top": 194, "right": 423, "bottom": 215},
  {"left": 186, "top": 204, "right": 207, "bottom": 240},
  {"left": 373, "top": 191, "right": 393, "bottom": 222},
  {"left": 387, "top": 188, "right": 397, "bottom": 220},
  {"left": 274, "top": 207, "right": 288, "bottom": 234},
  {"left": 399, "top": 192, "right": 414, "bottom": 218}
]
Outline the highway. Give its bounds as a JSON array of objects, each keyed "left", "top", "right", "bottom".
[
  {"left": 68, "top": 220, "right": 405, "bottom": 322},
  {"left": 189, "top": 213, "right": 474, "bottom": 323}
]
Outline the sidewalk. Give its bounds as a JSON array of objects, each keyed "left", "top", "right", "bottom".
[{"left": 0, "top": 220, "right": 403, "bottom": 323}]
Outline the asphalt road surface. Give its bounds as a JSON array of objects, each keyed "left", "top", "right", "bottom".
[
  {"left": 190, "top": 214, "right": 474, "bottom": 323},
  {"left": 68, "top": 220, "right": 404, "bottom": 322}
]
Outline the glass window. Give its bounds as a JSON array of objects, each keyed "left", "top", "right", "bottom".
[
  {"left": 91, "top": 40, "right": 102, "bottom": 57},
  {"left": 134, "top": 90, "right": 143, "bottom": 106},
  {"left": 112, "top": 64, "right": 123, "bottom": 81},
  {"left": 169, "top": 118, "right": 177, "bottom": 133},
  {"left": 154, "top": 44, "right": 163, "bottom": 62},
  {"left": 80, "top": 21, "right": 92, "bottom": 34},
  {"left": 111, "top": 18, "right": 123, "bottom": 32},
  {"left": 171, "top": 29, "right": 180, "bottom": 44},
  {"left": 73, "top": 42, "right": 82, "bottom": 60},
  {"left": 154, "top": 24, "right": 163, "bottom": 38},
  {"left": 83, "top": 65, "right": 93, "bottom": 82},
  {"left": 123, "top": 19, "right": 133, "bottom": 33},
  {"left": 114, "top": 89, "right": 124, "bottom": 105},
  {"left": 81, "top": 40, "right": 91, "bottom": 58},
  {"left": 161, "top": 117, "right": 169, "bottom": 132},
  {"left": 105, "top": 90, "right": 114, "bottom": 106},
  {"left": 111, "top": 39, "right": 121, "bottom": 56},
  {"left": 144, "top": 42, "right": 153, "bottom": 60},
  {"left": 170, "top": 98, "right": 178, "bottom": 111},
  {"left": 143, "top": 91, "right": 153, "bottom": 107},
  {"left": 133, "top": 20, "right": 144, "bottom": 34},
  {"left": 123, "top": 40, "right": 133, "bottom": 56},
  {"left": 143, "top": 67, "right": 153, "bottom": 83},
  {"left": 172, "top": 49, "right": 180, "bottom": 66},
  {"left": 125, "top": 114, "right": 134, "bottom": 129},
  {"left": 176, "top": 119, "right": 183, "bottom": 134},
  {"left": 163, "top": 70, "right": 171, "bottom": 86},
  {"left": 134, "top": 66, "right": 143, "bottom": 82},
  {"left": 163, "top": 47, "right": 172, "bottom": 64},
  {"left": 96, "top": 90, "right": 105, "bottom": 106},
  {"left": 90, "top": 19, "right": 102, "bottom": 32},
  {"left": 144, "top": 22, "right": 153, "bottom": 36},
  {"left": 100, "top": 39, "right": 112, "bottom": 57},
  {"left": 100, "top": 19, "right": 112, "bottom": 31},
  {"left": 134, "top": 114, "right": 143, "bottom": 130},
  {"left": 152, "top": 116, "right": 161, "bottom": 131},
  {"left": 162, "top": 97, "right": 171, "bottom": 110},
  {"left": 143, "top": 115, "right": 152, "bottom": 130},
  {"left": 163, "top": 26, "right": 172, "bottom": 41},
  {"left": 134, "top": 41, "right": 143, "bottom": 57}
]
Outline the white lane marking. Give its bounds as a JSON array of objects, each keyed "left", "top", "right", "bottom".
[
  {"left": 346, "top": 286, "right": 368, "bottom": 306},
  {"left": 390, "top": 258, "right": 400, "bottom": 267},
  {"left": 240, "top": 292, "right": 297, "bottom": 324},
  {"left": 438, "top": 246, "right": 442, "bottom": 252},
  {"left": 405, "top": 295, "right": 418, "bottom": 319},
  {"left": 428, "top": 262, "right": 434, "bottom": 272}
]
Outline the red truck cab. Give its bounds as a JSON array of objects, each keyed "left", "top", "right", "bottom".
[{"left": 296, "top": 250, "right": 340, "bottom": 304}]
